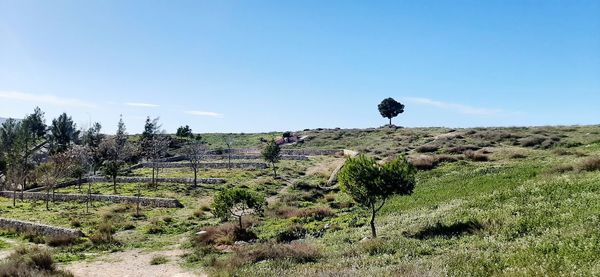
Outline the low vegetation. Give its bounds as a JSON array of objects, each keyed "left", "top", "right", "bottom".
[{"left": 1, "top": 107, "right": 599, "bottom": 276}]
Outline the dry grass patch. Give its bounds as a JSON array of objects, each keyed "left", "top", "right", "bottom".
[
  {"left": 464, "top": 150, "right": 489, "bottom": 162},
  {"left": 578, "top": 157, "right": 600, "bottom": 172}
]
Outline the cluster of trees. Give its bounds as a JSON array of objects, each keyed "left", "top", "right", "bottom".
[
  {"left": 0, "top": 108, "right": 106, "bottom": 209},
  {"left": 0, "top": 108, "right": 174, "bottom": 210}
]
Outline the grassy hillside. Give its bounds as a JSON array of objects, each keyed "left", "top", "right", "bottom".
[
  {"left": 197, "top": 125, "right": 600, "bottom": 276},
  {"left": 0, "top": 125, "right": 598, "bottom": 276}
]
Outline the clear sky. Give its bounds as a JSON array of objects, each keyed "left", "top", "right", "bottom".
[{"left": 1, "top": 0, "right": 599, "bottom": 134}]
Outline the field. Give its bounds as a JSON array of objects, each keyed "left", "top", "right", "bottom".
[{"left": 1, "top": 125, "right": 599, "bottom": 276}]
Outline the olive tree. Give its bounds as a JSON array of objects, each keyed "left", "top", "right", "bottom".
[
  {"left": 378, "top": 97, "right": 405, "bottom": 126},
  {"left": 338, "top": 155, "right": 415, "bottom": 238},
  {"left": 261, "top": 139, "right": 281, "bottom": 177},
  {"left": 213, "top": 188, "right": 265, "bottom": 231}
]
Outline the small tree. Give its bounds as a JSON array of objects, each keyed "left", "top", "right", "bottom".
[
  {"left": 338, "top": 155, "right": 415, "bottom": 238},
  {"left": 182, "top": 141, "right": 206, "bottom": 187},
  {"left": 282, "top": 131, "right": 292, "bottom": 143},
  {"left": 378, "top": 98, "right": 405, "bottom": 126},
  {"left": 82, "top": 122, "right": 104, "bottom": 174},
  {"left": 64, "top": 145, "right": 91, "bottom": 192},
  {"left": 223, "top": 135, "right": 234, "bottom": 169},
  {"left": 99, "top": 118, "right": 134, "bottom": 194},
  {"left": 213, "top": 188, "right": 265, "bottom": 230},
  {"left": 35, "top": 155, "right": 69, "bottom": 211},
  {"left": 99, "top": 136, "right": 132, "bottom": 194},
  {"left": 48, "top": 113, "right": 80, "bottom": 154},
  {"left": 148, "top": 136, "right": 170, "bottom": 188},
  {"left": 176, "top": 125, "right": 193, "bottom": 138},
  {"left": 262, "top": 139, "right": 281, "bottom": 177}
]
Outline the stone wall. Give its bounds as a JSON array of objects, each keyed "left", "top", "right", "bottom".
[
  {"left": 158, "top": 154, "right": 308, "bottom": 161},
  {"left": 0, "top": 191, "right": 183, "bottom": 208},
  {"left": 141, "top": 162, "right": 268, "bottom": 169},
  {"left": 0, "top": 217, "right": 84, "bottom": 238},
  {"left": 86, "top": 176, "right": 226, "bottom": 184},
  {"left": 280, "top": 149, "right": 343, "bottom": 156},
  {"left": 207, "top": 148, "right": 342, "bottom": 156}
]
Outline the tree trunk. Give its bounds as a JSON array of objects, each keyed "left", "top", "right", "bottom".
[
  {"left": 12, "top": 188, "right": 16, "bottom": 207},
  {"left": 78, "top": 176, "right": 82, "bottom": 193},
  {"left": 389, "top": 117, "right": 392, "bottom": 126},
  {"left": 21, "top": 179, "right": 25, "bottom": 200},
  {"left": 86, "top": 183, "right": 90, "bottom": 214},
  {"left": 272, "top": 163, "right": 277, "bottom": 178},
  {"left": 238, "top": 215, "right": 243, "bottom": 230},
  {"left": 370, "top": 204, "right": 377, "bottom": 238},
  {"left": 154, "top": 165, "right": 159, "bottom": 190},
  {"left": 152, "top": 167, "right": 155, "bottom": 186},
  {"left": 193, "top": 168, "right": 198, "bottom": 187},
  {"left": 136, "top": 183, "right": 141, "bottom": 217},
  {"left": 113, "top": 175, "right": 117, "bottom": 194},
  {"left": 46, "top": 189, "right": 50, "bottom": 211}
]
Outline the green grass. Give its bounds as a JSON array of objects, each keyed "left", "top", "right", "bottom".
[{"left": 1, "top": 125, "right": 599, "bottom": 276}]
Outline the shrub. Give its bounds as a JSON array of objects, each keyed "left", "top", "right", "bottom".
[
  {"left": 45, "top": 234, "right": 77, "bottom": 247},
  {"left": 193, "top": 219, "right": 258, "bottom": 246},
  {"left": 552, "top": 148, "right": 572, "bottom": 156},
  {"left": 0, "top": 246, "right": 73, "bottom": 277},
  {"left": 274, "top": 206, "right": 333, "bottom": 220},
  {"left": 549, "top": 164, "right": 574, "bottom": 174},
  {"left": 510, "top": 153, "right": 527, "bottom": 159},
  {"left": 90, "top": 221, "right": 116, "bottom": 244},
  {"left": 447, "top": 145, "right": 481, "bottom": 154},
  {"left": 69, "top": 219, "right": 81, "bottom": 228},
  {"left": 519, "top": 136, "right": 546, "bottom": 148},
  {"left": 146, "top": 219, "right": 164, "bottom": 234},
  {"left": 227, "top": 242, "right": 321, "bottom": 267},
  {"left": 578, "top": 157, "right": 600, "bottom": 172},
  {"left": 276, "top": 224, "right": 308, "bottom": 243},
  {"left": 434, "top": 154, "right": 460, "bottom": 164},
  {"left": 323, "top": 193, "right": 336, "bottom": 202},
  {"left": 410, "top": 155, "right": 436, "bottom": 170},
  {"left": 415, "top": 144, "right": 438, "bottom": 153},
  {"left": 464, "top": 150, "right": 489, "bottom": 162},
  {"left": 150, "top": 255, "right": 169, "bottom": 265},
  {"left": 359, "top": 238, "right": 397, "bottom": 256}
]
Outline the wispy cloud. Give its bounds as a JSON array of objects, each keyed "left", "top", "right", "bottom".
[
  {"left": 185, "top": 110, "right": 224, "bottom": 118},
  {"left": 0, "top": 91, "right": 95, "bottom": 108},
  {"left": 125, "top": 102, "right": 160, "bottom": 108},
  {"left": 403, "top": 97, "right": 507, "bottom": 116}
]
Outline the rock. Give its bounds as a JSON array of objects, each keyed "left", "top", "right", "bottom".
[
  {"left": 361, "top": 237, "right": 370, "bottom": 242},
  {"left": 234, "top": 241, "right": 248, "bottom": 245},
  {"left": 324, "top": 224, "right": 331, "bottom": 229},
  {"left": 196, "top": 231, "right": 207, "bottom": 236}
]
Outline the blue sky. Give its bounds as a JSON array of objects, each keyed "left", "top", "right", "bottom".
[{"left": 1, "top": 0, "right": 599, "bottom": 134}]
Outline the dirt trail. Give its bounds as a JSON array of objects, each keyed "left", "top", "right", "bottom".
[{"left": 64, "top": 249, "right": 205, "bottom": 277}]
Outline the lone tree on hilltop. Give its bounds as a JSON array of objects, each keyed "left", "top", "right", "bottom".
[
  {"left": 213, "top": 188, "right": 265, "bottom": 237},
  {"left": 378, "top": 97, "right": 405, "bottom": 126},
  {"left": 338, "top": 155, "right": 416, "bottom": 238},
  {"left": 262, "top": 139, "right": 281, "bottom": 178}
]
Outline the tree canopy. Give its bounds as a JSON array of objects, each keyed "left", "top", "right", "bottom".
[
  {"left": 262, "top": 139, "right": 281, "bottom": 177},
  {"left": 378, "top": 97, "right": 405, "bottom": 126},
  {"left": 213, "top": 188, "right": 265, "bottom": 230},
  {"left": 338, "top": 155, "right": 416, "bottom": 238}
]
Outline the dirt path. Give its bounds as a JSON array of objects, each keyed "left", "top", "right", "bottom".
[{"left": 64, "top": 249, "right": 205, "bottom": 277}]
